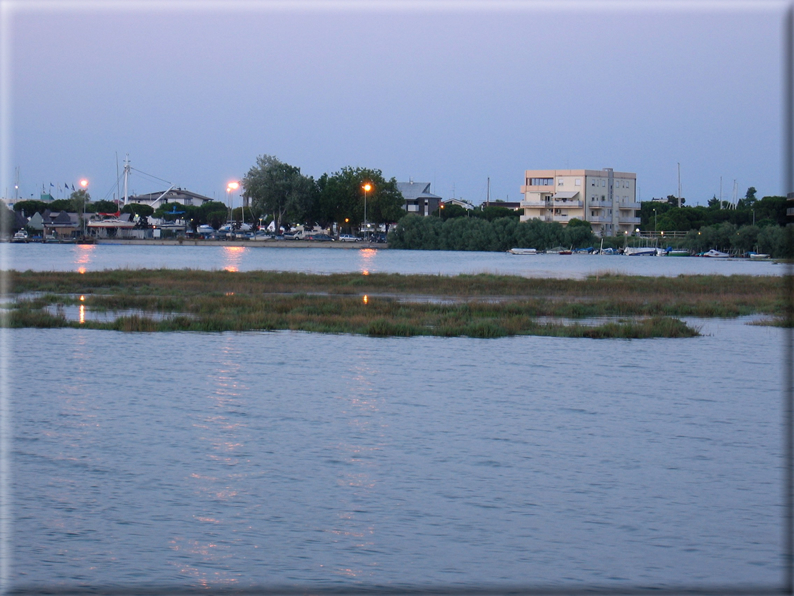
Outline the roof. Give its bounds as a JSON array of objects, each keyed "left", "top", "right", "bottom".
[
  {"left": 397, "top": 182, "right": 442, "bottom": 202},
  {"left": 128, "top": 188, "right": 214, "bottom": 203}
]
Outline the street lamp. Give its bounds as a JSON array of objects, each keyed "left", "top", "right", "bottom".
[
  {"left": 653, "top": 208, "right": 657, "bottom": 236},
  {"left": 227, "top": 181, "right": 239, "bottom": 223},
  {"left": 362, "top": 183, "right": 372, "bottom": 234}
]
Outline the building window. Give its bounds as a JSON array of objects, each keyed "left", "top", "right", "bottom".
[
  {"left": 601, "top": 180, "right": 606, "bottom": 187},
  {"left": 529, "top": 178, "right": 553, "bottom": 186},
  {"left": 558, "top": 178, "right": 564, "bottom": 186},
  {"left": 575, "top": 178, "right": 581, "bottom": 186}
]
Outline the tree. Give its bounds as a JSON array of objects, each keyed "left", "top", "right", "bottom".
[
  {"left": 89, "top": 200, "right": 119, "bottom": 214},
  {"left": 479, "top": 205, "right": 520, "bottom": 221},
  {"left": 315, "top": 166, "right": 403, "bottom": 230},
  {"left": 242, "top": 155, "right": 315, "bottom": 232},
  {"left": 69, "top": 189, "right": 90, "bottom": 215},
  {"left": 121, "top": 203, "right": 154, "bottom": 218},
  {"left": 745, "top": 187, "right": 757, "bottom": 201}
]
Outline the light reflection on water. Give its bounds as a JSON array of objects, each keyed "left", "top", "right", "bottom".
[
  {"left": 222, "top": 246, "right": 247, "bottom": 272},
  {"left": 12, "top": 321, "right": 785, "bottom": 588}
]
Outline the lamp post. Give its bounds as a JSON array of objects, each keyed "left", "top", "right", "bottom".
[
  {"left": 79, "top": 179, "right": 88, "bottom": 236},
  {"left": 227, "top": 181, "right": 240, "bottom": 225},
  {"left": 653, "top": 208, "right": 657, "bottom": 236},
  {"left": 362, "top": 183, "right": 372, "bottom": 235}
]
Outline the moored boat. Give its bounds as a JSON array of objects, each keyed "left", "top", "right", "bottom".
[
  {"left": 624, "top": 246, "right": 656, "bottom": 256},
  {"left": 702, "top": 249, "right": 730, "bottom": 258},
  {"left": 509, "top": 248, "right": 538, "bottom": 255}
]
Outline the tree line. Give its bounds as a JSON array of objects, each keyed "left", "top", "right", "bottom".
[
  {"left": 641, "top": 191, "right": 787, "bottom": 231},
  {"left": 388, "top": 214, "right": 596, "bottom": 252},
  {"left": 241, "top": 155, "right": 405, "bottom": 232}
]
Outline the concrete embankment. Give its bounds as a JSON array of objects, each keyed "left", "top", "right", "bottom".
[{"left": 96, "top": 239, "right": 388, "bottom": 249}]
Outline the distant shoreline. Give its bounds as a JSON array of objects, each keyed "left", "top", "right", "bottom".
[{"left": 94, "top": 239, "right": 388, "bottom": 249}]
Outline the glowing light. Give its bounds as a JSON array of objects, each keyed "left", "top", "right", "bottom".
[
  {"left": 224, "top": 267, "right": 239, "bottom": 273},
  {"left": 78, "top": 267, "right": 86, "bottom": 274},
  {"left": 362, "top": 183, "right": 372, "bottom": 192},
  {"left": 79, "top": 304, "right": 85, "bottom": 324},
  {"left": 363, "top": 295, "right": 368, "bottom": 305},
  {"left": 227, "top": 181, "right": 239, "bottom": 191},
  {"left": 79, "top": 295, "right": 85, "bottom": 301},
  {"left": 225, "top": 292, "right": 235, "bottom": 296},
  {"left": 79, "top": 179, "right": 88, "bottom": 188}
]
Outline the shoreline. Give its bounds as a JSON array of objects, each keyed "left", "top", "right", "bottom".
[{"left": 94, "top": 239, "right": 388, "bottom": 248}]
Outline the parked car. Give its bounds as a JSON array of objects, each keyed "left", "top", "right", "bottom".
[
  {"left": 339, "top": 234, "right": 360, "bottom": 242},
  {"left": 372, "top": 233, "right": 387, "bottom": 243},
  {"left": 306, "top": 233, "right": 334, "bottom": 242}
]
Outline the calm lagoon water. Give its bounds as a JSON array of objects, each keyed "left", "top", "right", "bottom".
[
  {"left": 2, "top": 242, "right": 783, "bottom": 278},
  {"left": 11, "top": 320, "right": 785, "bottom": 589},
  {"left": 4, "top": 244, "right": 788, "bottom": 589}
]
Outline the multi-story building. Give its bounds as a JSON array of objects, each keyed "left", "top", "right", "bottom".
[
  {"left": 397, "top": 181, "right": 442, "bottom": 216},
  {"left": 520, "top": 168, "right": 641, "bottom": 236}
]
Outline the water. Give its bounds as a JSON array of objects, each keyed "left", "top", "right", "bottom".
[
  {"left": 10, "top": 319, "right": 785, "bottom": 589},
  {"left": 2, "top": 243, "right": 782, "bottom": 278}
]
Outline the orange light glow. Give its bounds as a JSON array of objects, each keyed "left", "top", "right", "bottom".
[
  {"left": 225, "top": 292, "right": 235, "bottom": 296},
  {"left": 79, "top": 304, "right": 85, "bottom": 324},
  {"left": 362, "top": 270, "right": 369, "bottom": 276},
  {"left": 78, "top": 267, "right": 86, "bottom": 274},
  {"left": 224, "top": 267, "right": 239, "bottom": 273},
  {"left": 363, "top": 295, "right": 368, "bottom": 305},
  {"left": 80, "top": 295, "right": 85, "bottom": 301},
  {"left": 227, "top": 181, "right": 239, "bottom": 191},
  {"left": 79, "top": 179, "right": 88, "bottom": 188},
  {"left": 362, "top": 183, "right": 372, "bottom": 192}
]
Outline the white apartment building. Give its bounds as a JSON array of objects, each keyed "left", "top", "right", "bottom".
[{"left": 520, "top": 168, "right": 641, "bottom": 236}]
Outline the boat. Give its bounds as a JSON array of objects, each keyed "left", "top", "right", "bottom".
[
  {"left": 623, "top": 246, "right": 656, "bottom": 256},
  {"left": 702, "top": 249, "right": 730, "bottom": 258},
  {"left": 748, "top": 252, "right": 770, "bottom": 260},
  {"left": 509, "top": 248, "right": 538, "bottom": 255},
  {"left": 197, "top": 224, "right": 215, "bottom": 235},
  {"left": 11, "top": 230, "right": 28, "bottom": 243},
  {"left": 667, "top": 249, "right": 690, "bottom": 257}
]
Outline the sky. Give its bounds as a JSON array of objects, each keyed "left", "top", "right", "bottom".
[{"left": 1, "top": 0, "right": 791, "bottom": 210}]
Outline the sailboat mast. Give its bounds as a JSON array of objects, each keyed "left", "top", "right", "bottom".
[
  {"left": 487, "top": 177, "right": 490, "bottom": 207},
  {"left": 677, "top": 163, "right": 681, "bottom": 208},
  {"left": 123, "top": 154, "right": 130, "bottom": 206}
]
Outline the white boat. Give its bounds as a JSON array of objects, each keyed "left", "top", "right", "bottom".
[
  {"left": 509, "top": 248, "right": 538, "bottom": 255},
  {"left": 748, "top": 252, "right": 770, "bottom": 260},
  {"left": 11, "top": 230, "right": 28, "bottom": 243},
  {"left": 197, "top": 224, "right": 215, "bottom": 235},
  {"left": 667, "top": 249, "right": 690, "bottom": 257},
  {"left": 702, "top": 249, "right": 730, "bottom": 258},
  {"left": 623, "top": 246, "right": 656, "bottom": 256}
]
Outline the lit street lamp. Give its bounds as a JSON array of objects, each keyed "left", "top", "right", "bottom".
[
  {"left": 362, "top": 182, "right": 372, "bottom": 233},
  {"left": 227, "top": 181, "right": 239, "bottom": 223}
]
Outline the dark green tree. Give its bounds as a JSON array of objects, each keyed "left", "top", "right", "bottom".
[
  {"left": 315, "top": 167, "right": 403, "bottom": 230},
  {"left": 69, "top": 189, "right": 91, "bottom": 214},
  {"left": 242, "top": 155, "right": 315, "bottom": 232}
]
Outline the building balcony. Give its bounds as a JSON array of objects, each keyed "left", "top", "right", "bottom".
[
  {"left": 551, "top": 200, "right": 583, "bottom": 208},
  {"left": 521, "top": 200, "right": 548, "bottom": 208},
  {"left": 620, "top": 216, "right": 642, "bottom": 224},
  {"left": 587, "top": 215, "right": 612, "bottom": 223},
  {"left": 619, "top": 202, "right": 642, "bottom": 210}
]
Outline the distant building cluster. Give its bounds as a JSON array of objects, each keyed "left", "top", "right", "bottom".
[{"left": 5, "top": 167, "right": 642, "bottom": 239}]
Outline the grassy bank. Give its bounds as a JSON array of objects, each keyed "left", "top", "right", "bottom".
[{"left": 4, "top": 269, "right": 787, "bottom": 338}]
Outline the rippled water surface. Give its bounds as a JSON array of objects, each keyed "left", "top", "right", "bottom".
[
  {"left": 2, "top": 243, "right": 782, "bottom": 278},
  {"left": 11, "top": 319, "right": 785, "bottom": 589}
]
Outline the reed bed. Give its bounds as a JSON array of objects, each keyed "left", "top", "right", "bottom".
[{"left": 4, "top": 269, "right": 786, "bottom": 338}]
